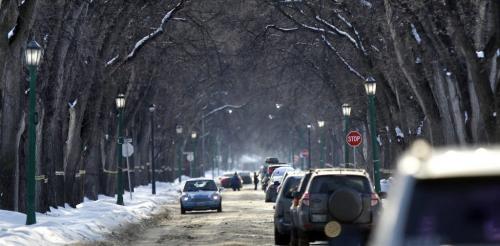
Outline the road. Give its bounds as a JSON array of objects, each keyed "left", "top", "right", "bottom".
[{"left": 121, "top": 184, "right": 275, "bottom": 246}]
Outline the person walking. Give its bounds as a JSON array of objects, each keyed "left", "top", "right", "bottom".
[
  {"left": 253, "top": 172, "right": 259, "bottom": 190},
  {"left": 231, "top": 172, "right": 241, "bottom": 191}
]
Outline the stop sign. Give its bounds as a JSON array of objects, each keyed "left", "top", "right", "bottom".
[{"left": 346, "top": 131, "right": 362, "bottom": 147}]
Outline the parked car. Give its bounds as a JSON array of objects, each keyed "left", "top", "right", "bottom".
[
  {"left": 274, "top": 172, "right": 304, "bottom": 245},
  {"left": 290, "top": 168, "right": 380, "bottom": 245},
  {"left": 370, "top": 142, "right": 500, "bottom": 246},
  {"left": 239, "top": 171, "right": 253, "bottom": 184},
  {"left": 219, "top": 172, "right": 243, "bottom": 188},
  {"left": 179, "top": 178, "right": 222, "bottom": 214},
  {"left": 265, "top": 166, "right": 295, "bottom": 202},
  {"left": 261, "top": 164, "right": 291, "bottom": 191},
  {"left": 290, "top": 169, "right": 315, "bottom": 233}
]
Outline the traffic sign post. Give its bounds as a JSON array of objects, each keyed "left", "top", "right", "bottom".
[
  {"left": 346, "top": 131, "right": 362, "bottom": 167},
  {"left": 122, "top": 142, "right": 134, "bottom": 200}
]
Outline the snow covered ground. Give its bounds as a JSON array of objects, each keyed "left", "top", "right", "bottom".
[{"left": 0, "top": 182, "right": 180, "bottom": 246}]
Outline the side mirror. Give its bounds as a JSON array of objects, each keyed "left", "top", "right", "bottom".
[
  {"left": 219, "top": 187, "right": 224, "bottom": 192},
  {"left": 177, "top": 189, "right": 182, "bottom": 194},
  {"left": 274, "top": 181, "right": 280, "bottom": 186}
]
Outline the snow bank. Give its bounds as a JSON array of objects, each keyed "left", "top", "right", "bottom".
[{"left": 0, "top": 182, "right": 179, "bottom": 245}]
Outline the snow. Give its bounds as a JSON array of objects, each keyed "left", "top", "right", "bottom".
[
  {"left": 493, "top": 112, "right": 497, "bottom": 117},
  {"left": 105, "top": 55, "right": 119, "bottom": 67},
  {"left": 376, "top": 135, "right": 382, "bottom": 146},
  {"left": 446, "top": 71, "right": 452, "bottom": 76},
  {"left": 395, "top": 127, "right": 405, "bottom": 138},
  {"left": 476, "top": 51, "right": 484, "bottom": 59},
  {"left": 410, "top": 24, "right": 421, "bottom": 44},
  {"left": 415, "top": 57, "right": 422, "bottom": 64},
  {"left": 0, "top": 182, "right": 179, "bottom": 245},
  {"left": 464, "top": 111, "right": 469, "bottom": 123},
  {"left": 496, "top": 49, "right": 500, "bottom": 57},
  {"left": 416, "top": 121, "right": 424, "bottom": 136},
  {"left": 8, "top": 26, "right": 16, "bottom": 40},
  {"left": 359, "top": 0, "right": 372, "bottom": 8}
]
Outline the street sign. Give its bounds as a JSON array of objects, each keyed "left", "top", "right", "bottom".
[
  {"left": 346, "top": 131, "right": 362, "bottom": 147},
  {"left": 122, "top": 142, "right": 134, "bottom": 157}
]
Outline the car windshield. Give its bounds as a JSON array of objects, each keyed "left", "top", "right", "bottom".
[
  {"left": 183, "top": 180, "right": 218, "bottom": 192},
  {"left": 309, "top": 175, "right": 371, "bottom": 194},
  {"left": 404, "top": 177, "right": 500, "bottom": 245}
]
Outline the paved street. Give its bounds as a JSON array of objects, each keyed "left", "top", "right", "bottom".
[{"left": 124, "top": 185, "right": 274, "bottom": 246}]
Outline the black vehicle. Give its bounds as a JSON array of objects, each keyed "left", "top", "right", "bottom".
[
  {"left": 239, "top": 171, "right": 253, "bottom": 184},
  {"left": 274, "top": 172, "right": 304, "bottom": 245},
  {"left": 290, "top": 168, "right": 380, "bottom": 245}
]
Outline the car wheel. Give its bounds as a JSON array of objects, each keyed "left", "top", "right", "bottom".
[
  {"left": 297, "top": 234, "right": 309, "bottom": 246},
  {"left": 181, "top": 206, "right": 186, "bottom": 214},
  {"left": 289, "top": 229, "right": 298, "bottom": 246},
  {"left": 274, "top": 226, "right": 289, "bottom": 245}
]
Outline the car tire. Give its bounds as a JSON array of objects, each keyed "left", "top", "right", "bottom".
[
  {"left": 217, "top": 204, "right": 222, "bottom": 212},
  {"left": 181, "top": 206, "right": 186, "bottom": 214},
  {"left": 274, "top": 226, "right": 289, "bottom": 245},
  {"left": 297, "top": 233, "right": 309, "bottom": 246},
  {"left": 289, "top": 229, "right": 299, "bottom": 246}
]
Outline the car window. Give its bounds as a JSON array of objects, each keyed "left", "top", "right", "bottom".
[
  {"left": 404, "top": 177, "right": 500, "bottom": 245},
  {"left": 298, "top": 172, "right": 313, "bottom": 195},
  {"left": 282, "top": 176, "right": 301, "bottom": 196},
  {"left": 309, "top": 175, "right": 371, "bottom": 194},
  {"left": 183, "top": 180, "right": 218, "bottom": 192}
]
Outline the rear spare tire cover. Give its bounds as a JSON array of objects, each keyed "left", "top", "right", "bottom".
[{"left": 328, "top": 188, "right": 362, "bottom": 223}]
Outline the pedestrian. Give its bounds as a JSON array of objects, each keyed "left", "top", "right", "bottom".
[
  {"left": 253, "top": 172, "right": 259, "bottom": 190},
  {"left": 231, "top": 172, "right": 241, "bottom": 191}
]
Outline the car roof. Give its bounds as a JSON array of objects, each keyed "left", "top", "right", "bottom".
[
  {"left": 268, "top": 164, "right": 291, "bottom": 167},
  {"left": 312, "top": 168, "right": 369, "bottom": 177},
  {"left": 399, "top": 142, "right": 500, "bottom": 179},
  {"left": 185, "top": 178, "right": 215, "bottom": 182}
]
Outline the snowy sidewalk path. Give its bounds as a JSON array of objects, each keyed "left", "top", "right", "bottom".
[{"left": 0, "top": 182, "right": 179, "bottom": 246}]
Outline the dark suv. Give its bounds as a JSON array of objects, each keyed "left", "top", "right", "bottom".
[
  {"left": 290, "top": 168, "right": 380, "bottom": 245},
  {"left": 274, "top": 172, "right": 304, "bottom": 245}
]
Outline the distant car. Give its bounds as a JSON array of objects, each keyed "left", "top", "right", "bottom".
[
  {"left": 262, "top": 164, "right": 291, "bottom": 191},
  {"left": 274, "top": 172, "right": 304, "bottom": 245},
  {"left": 219, "top": 172, "right": 243, "bottom": 188},
  {"left": 290, "top": 168, "right": 380, "bottom": 245},
  {"left": 239, "top": 171, "right": 253, "bottom": 184},
  {"left": 179, "top": 178, "right": 222, "bottom": 214},
  {"left": 370, "top": 142, "right": 500, "bottom": 246},
  {"left": 265, "top": 166, "right": 295, "bottom": 202}
]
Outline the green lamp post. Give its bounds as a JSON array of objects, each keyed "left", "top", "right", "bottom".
[
  {"left": 317, "top": 120, "right": 325, "bottom": 168},
  {"left": 307, "top": 124, "right": 312, "bottom": 169},
  {"left": 116, "top": 93, "right": 125, "bottom": 205},
  {"left": 365, "top": 76, "right": 381, "bottom": 193},
  {"left": 190, "top": 131, "right": 197, "bottom": 177},
  {"left": 25, "top": 39, "right": 43, "bottom": 225},
  {"left": 148, "top": 104, "right": 156, "bottom": 195},
  {"left": 342, "top": 103, "right": 351, "bottom": 166},
  {"left": 176, "top": 125, "right": 183, "bottom": 182}
]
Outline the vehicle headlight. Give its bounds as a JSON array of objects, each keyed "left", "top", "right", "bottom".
[
  {"left": 182, "top": 196, "right": 190, "bottom": 201},
  {"left": 212, "top": 194, "right": 220, "bottom": 200}
]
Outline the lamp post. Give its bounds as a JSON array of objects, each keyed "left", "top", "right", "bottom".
[
  {"left": 190, "top": 131, "right": 197, "bottom": 177},
  {"left": 307, "top": 124, "right": 312, "bottom": 169},
  {"left": 24, "top": 39, "right": 43, "bottom": 225},
  {"left": 148, "top": 104, "right": 156, "bottom": 194},
  {"left": 116, "top": 93, "right": 126, "bottom": 205},
  {"left": 317, "top": 120, "right": 325, "bottom": 168},
  {"left": 342, "top": 103, "right": 351, "bottom": 166},
  {"left": 176, "top": 125, "right": 183, "bottom": 182},
  {"left": 365, "top": 76, "right": 381, "bottom": 193}
]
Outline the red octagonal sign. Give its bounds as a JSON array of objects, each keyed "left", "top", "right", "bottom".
[{"left": 346, "top": 131, "right": 362, "bottom": 147}]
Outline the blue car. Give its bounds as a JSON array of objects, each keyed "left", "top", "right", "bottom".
[{"left": 180, "top": 178, "right": 222, "bottom": 214}]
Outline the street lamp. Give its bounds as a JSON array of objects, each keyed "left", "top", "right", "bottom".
[
  {"left": 190, "top": 131, "right": 197, "bottom": 177},
  {"left": 276, "top": 103, "right": 282, "bottom": 109},
  {"left": 148, "top": 104, "right": 156, "bottom": 195},
  {"left": 342, "top": 103, "right": 351, "bottom": 166},
  {"left": 365, "top": 76, "right": 381, "bottom": 193},
  {"left": 307, "top": 124, "right": 312, "bottom": 169},
  {"left": 317, "top": 120, "right": 325, "bottom": 167},
  {"left": 176, "top": 125, "right": 183, "bottom": 182},
  {"left": 24, "top": 39, "right": 43, "bottom": 225},
  {"left": 227, "top": 109, "right": 233, "bottom": 114},
  {"left": 116, "top": 93, "right": 126, "bottom": 205}
]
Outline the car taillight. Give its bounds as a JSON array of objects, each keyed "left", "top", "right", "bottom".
[
  {"left": 300, "top": 192, "right": 310, "bottom": 206},
  {"left": 371, "top": 193, "right": 380, "bottom": 206}
]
